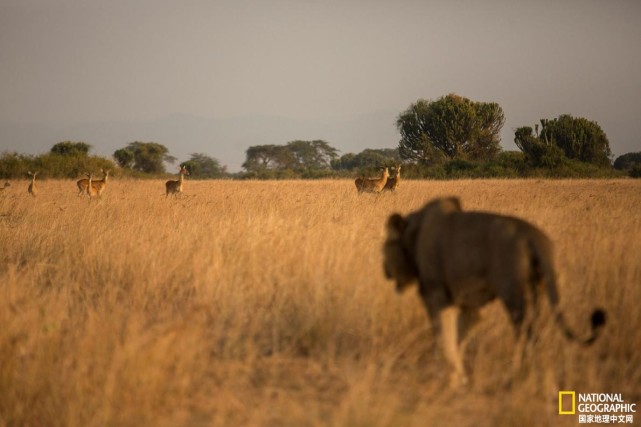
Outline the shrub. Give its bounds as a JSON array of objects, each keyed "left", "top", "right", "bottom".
[
  {"left": 614, "top": 152, "right": 641, "bottom": 172},
  {"left": 629, "top": 165, "right": 641, "bottom": 178}
]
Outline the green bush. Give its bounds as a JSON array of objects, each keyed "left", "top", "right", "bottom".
[
  {"left": 614, "top": 152, "right": 641, "bottom": 172},
  {"left": 494, "top": 151, "right": 527, "bottom": 173},
  {"left": 0, "top": 152, "right": 32, "bottom": 179},
  {"left": 444, "top": 159, "right": 475, "bottom": 175},
  {"left": 629, "top": 165, "right": 641, "bottom": 178},
  {"left": 0, "top": 151, "right": 115, "bottom": 179}
]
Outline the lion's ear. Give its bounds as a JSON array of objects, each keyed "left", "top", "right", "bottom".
[
  {"left": 387, "top": 213, "right": 407, "bottom": 234},
  {"left": 444, "top": 197, "right": 463, "bottom": 212}
]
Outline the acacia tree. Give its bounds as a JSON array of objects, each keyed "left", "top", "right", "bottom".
[
  {"left": 242, "top": 140, "right": 338, "bottom": 173},
  {"left": 286, "top": 140, "right": 338, "bottom": 170},
  {"left": 331, "top": 148, "right": 400, "bottom": 170},
  {"left": 396, "top": 94, "right": 505, "bottom": 163},
  {"left": 50, "top": 141, "right": 92, "bottom": 156},
  {"left": 183, "top": 153, "right": 227, "bottom": 178},
  {"left": 113, "top": 142, "right": 176, "bottom": 173},
  {"left": 242, "top": 145, "right": 296, "bottom": 171},
  {"left": 113, "top": 148, "right": 134, "bottom": 169}
]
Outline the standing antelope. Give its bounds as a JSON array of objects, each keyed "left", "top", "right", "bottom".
[
  {"left": 165, "top": 165, "right": 189, "bottom": 197},
  {"left": 383, "top": 164, "right": 401, "bottom": 192},
  {"left": 91, "top": 169, "right": 109, "bottom": 197},
  {"left": 354, "top": 167, "right": 389, "bottom": 194},
  {"left": 27, "top": 171, "right": 38, "bottom": 196},
  {"left": 85, "top": 173, "right": 100, "bottom": 199},
  {"left": 77, "top": 173, "right": 88, "bottom": 196},
  {"left": 77, "top": 169, "right": 109, "bottom": 197}
]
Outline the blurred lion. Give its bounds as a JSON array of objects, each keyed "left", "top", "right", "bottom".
[{"left": 383, "top": 197, "right": 606, "bottom": 385}]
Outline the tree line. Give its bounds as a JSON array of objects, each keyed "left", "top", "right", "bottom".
[
  {"left": 1, "top": 93, "right": 640, "bottom": 180},
  {"left": 240, "top": 93, "right": 638, "bottom": 179},
  {"left": 0, "top": 141, "right": 227, "bottom": 180}
]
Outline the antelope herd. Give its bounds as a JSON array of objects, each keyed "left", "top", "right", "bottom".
[
  {"left": 355, "top": 165, "right": 401, "bottom": 194},
  {"left": 77, "top": 169, "right": 109, "bottom": 197},
  {"left": 1, "top": 164, "right": 404, "bottom": 199}
]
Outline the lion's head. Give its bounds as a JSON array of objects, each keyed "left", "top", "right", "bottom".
[
  {"left": 383, "top": 197, "right": 463, "bottom": 293},
  {"left": 383, "top": 213, "right": 418, "bottom": 293}
]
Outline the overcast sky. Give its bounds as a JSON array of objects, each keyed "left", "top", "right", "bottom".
[{"left": 1, "top": 0, "right": 640, "bottom": 167}]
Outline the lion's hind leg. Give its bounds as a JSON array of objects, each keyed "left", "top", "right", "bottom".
[
  {"left": 490, "top": 239, "right": 540, "bottom": 378},
  {"left": 458, "top": 308, "right": 481, "bottom": 360},
  {"left": 500, "top": 277, "right": 539, "bottom": 380},
  {"left": 440, "top": 306, "right": 468, "bottom": 386}
]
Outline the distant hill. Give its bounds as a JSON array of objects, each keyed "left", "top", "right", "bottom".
[{"left": 0, "top": 111, "right": 400, "bottom": 172}]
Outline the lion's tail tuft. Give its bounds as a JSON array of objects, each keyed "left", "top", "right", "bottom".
[
  {"left": 554, "top": 307, "right": 606, "bottom": 346},
  {"left": 583, "top": 308, "right": 607, "bottom": 345}
]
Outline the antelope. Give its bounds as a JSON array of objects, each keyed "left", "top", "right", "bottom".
[
  {"left": 85, "top": 173, "right": 99, "bottom": 199},
  {"left": 0, "top": 181, "right": 10, "bottom": 193},
  {"left": 383, "top": 164, "right": 401, "bottom": 192},
  {"left": 77, "top": 174, "right": 88, "bottom": 196},
  {"left": 77, "top": 169, "right": 109, "bottom": 197},
  {"left": 27, "top": 171, "right": 38, "bottom": 196},
  {"left": 92, "top": 169, "right": 109, "bottom": 197},
  {"left": 165, "top": 165, "right": 189, "bottom": 197},
  {"left": 355, "top": 167, "right": 389, "bottom": 194}
]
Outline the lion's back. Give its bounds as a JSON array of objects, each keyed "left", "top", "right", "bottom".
[{"left": 414, "top": 211, "right": 553, "bottom": 296}]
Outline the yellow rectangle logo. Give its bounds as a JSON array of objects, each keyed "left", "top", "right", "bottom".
[{"left": 559, "top": 391, "right": 576, "bottom": 415}]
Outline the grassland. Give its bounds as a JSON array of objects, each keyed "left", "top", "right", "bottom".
[{"left": 0, "top": 178, "right": 639, "bottom": 427}]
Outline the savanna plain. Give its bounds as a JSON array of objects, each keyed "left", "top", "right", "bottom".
[{"left": 0, "top": 178, "right": 639, "bottom": 427}]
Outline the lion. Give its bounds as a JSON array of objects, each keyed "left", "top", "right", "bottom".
[
  {"left": 355, "top": 167, "right": 389, "bottom": 193},
  {"left": 383, "top": 197, "right": 606, "bottom": 385}
]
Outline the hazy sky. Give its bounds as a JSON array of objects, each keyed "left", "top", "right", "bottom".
[{"left": 1, "top": 0, "right": 640, "bottom": 165}]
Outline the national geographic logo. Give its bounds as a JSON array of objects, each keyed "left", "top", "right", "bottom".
[
  {"left": 559, "top": 391, "right": 637, "bottom": 424},
  {"left": 559, "top": 391, "right": 576, "bottom": 415}
]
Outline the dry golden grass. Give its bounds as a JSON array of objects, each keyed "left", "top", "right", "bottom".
[{"left": 0, "top": 178, "right": 639, "bottom": 427}]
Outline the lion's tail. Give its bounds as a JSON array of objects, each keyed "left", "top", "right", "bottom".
[
  {"left": 531, "top": 236, "right": 607, "bottom": 346},
  {"left": 554, "top": 309, "right": 607, "bottom": 345}
]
